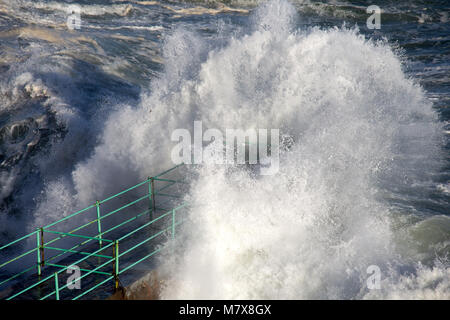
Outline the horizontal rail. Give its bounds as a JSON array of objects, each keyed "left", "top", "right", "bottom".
[
  {"left": 45, "top": 204, "right": 96, "bottom": 229},
  {"left": 0, "top": 264, "right": 37, "bottom": 287},
  {"left": 72, "top": 275, "right": 113, "bottom": 300},
  {"left": 153, "top": 178, "right": 187, "bottom": 184},
  {"left": 155, "top": 193, "right": 182, "bottom": 199},
  {"left": 99, "top": 179, "right": 149, "bottom": 205},
  {"left": 0, "top": 230, "right": 38, "bottom": 251},
  {"left": 44, "top": 246, "right": 112, "bottom": 259},
  {"left": 154, "top": 163, "right": 184, "bottom": 178},
  {"left": 6, "top": 271, "right": 56, "bottom": 300},
  {"left": 45, "top": 263, "right": 111, "bottom": 276},
  {"left": 43, "top": 230, "right": 113, "bottom": 243},
  {"left": 0, "top": 246, "right": 38, "bottom": 269},
  {"left": 100, "top": 194, "right": 149, "bottom": 221}
]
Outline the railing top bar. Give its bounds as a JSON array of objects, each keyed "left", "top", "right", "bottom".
[
  {"left": 152, "top": 178, "right": 187, "bottom": 184},
  {"left": 99, "top": 179, "right": 149, "bottom": 205},
  {"left": 0, "top": 230, "right": 38, "bottom": 251},
  {"left": 173, "top": 203, "right": 188, "bottom": 211},
  {"left": 100, "top": 194, "right": 149, "bottom": 221},
  {"left": 44, "top": 230, "right": 114, "bottom": 243},
  {"left": 44, "top": 246, "right": 112, "bottom": 259},
  {"left": 0, "top": 246, "right": 39, "bottom": 269},
  {"left": 153, "top": 163, "right": 184, "bottom": 178},
  {"left": 45, "top": 204, "right": 96, "bottom": 229}
]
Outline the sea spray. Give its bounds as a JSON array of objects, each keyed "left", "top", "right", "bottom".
[
  {"left": 20, "top": 0, "right": 448, "bottom": 299},
  {"left": 153, "top": 0, "right": 445, "bottom": 299}
]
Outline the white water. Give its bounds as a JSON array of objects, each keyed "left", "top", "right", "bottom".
[{"left": 27, "top": 0, "right": 448, "bottom": 298}]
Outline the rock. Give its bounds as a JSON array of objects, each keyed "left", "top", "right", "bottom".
[{"left": 107, "top": 270, "right": 161, "bottom": 300}]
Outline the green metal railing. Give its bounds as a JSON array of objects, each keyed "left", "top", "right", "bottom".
[{"left": 0, "top": 164, "right": 187, "bottom": 300}]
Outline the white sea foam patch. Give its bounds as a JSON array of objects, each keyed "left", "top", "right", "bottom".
[
  {"left": 19, "top": 1, "right": 134, "bottom": 17},
  {"left": 437, "top": 183, "right": 450, "bottom": 194},
  {"left": 40, "top": 0, "right": 445, "bottom": 298},
  {"left": 364, "top": 263, "right": 450, "bottom": 299}
]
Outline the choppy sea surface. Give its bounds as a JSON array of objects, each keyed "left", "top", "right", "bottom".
[{"left": 0, "top": 0, "right": 449, "bottom": 299}]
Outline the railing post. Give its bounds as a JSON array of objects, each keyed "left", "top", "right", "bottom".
[
  {"left": 148, "top": 177, "right": 151, "bottom": 220},
  {"left": 96, "top": 201, "right": 102, "bottom": 247},
  {"left": 54, "top": 272, "right": 60, "bottom": 300},
  {"left": 112, "top": 240, "right": 119, "bottom": 291},
  {"left": 172, "top": 209, "right": 176, "bottom": 239},
  {"left": 36, "top": 228, "right": 42, "bottom": 277},
  {"left": 152, "top": 179, "right": 156, "bottom": 214},
  {"left": 149, "top": 177, "right": 156, "bottom": 221},
  {"left": 38, "top": 228, "right": 45, "bottom": 274}
]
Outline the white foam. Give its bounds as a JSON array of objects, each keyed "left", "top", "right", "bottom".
[
  {"left": 437, "top": 183, "right": 450, "bottom": 194},
  {"left": 364, "top": 263, "right": 450, "bottom": 299}
]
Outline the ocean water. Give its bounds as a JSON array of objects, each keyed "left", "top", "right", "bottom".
[{"left": 0, "top": 0, "right": 449, "bottom": 299}]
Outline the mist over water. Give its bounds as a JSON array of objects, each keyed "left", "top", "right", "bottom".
[{"left": 0, "top": 0, "right": 449, "bottom": 299}]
